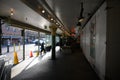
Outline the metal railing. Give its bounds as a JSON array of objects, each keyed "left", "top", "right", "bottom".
[{"left": 0, "top": 56, "right": 12, "bottom": 80}]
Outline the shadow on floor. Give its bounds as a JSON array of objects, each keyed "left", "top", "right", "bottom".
[{"left": 11, "top": 47, "right": 100, "bottom": 80}]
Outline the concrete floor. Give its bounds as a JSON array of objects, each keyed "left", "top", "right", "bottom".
[{"left": 11, "top": 46, "right": 100, "bottom": 80}]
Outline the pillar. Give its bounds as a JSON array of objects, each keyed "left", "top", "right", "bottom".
[
  {"left": 38, "top": 32, "right": 40, "bottom": 55},
  {"left": 49, "top": 25, "right": 57, "bottom": 60},
  {"left": 0, "top": 19, "right": 2, "bottom": 55},
  {"left": 21, "top": 29, "right": 25, "bottom": 60}
]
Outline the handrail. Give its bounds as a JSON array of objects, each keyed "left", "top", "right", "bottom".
[{"left": 0, "top": 60, "right": 5, "bottom": 79}]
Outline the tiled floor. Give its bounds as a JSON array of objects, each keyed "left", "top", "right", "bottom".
[{"left": 11, "top": 46, "right": 100, "bottom": 80}]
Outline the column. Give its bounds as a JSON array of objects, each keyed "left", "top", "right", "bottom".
[
  {"left": 59, "top": 35, "right": 62, "bottom": 52},
  {"left": 38, "top": 32, "right": 40, "bottom": 55},
  {"left": 0, "top": 19, "right": 2, "bottom": 55},
  {"left": 49, "top": 25, "right": 57, "bottom": 60},
  {"left": 21, "top": 29, "right": 25, "bottom": 60}
]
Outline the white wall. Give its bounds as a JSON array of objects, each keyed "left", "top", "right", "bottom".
[
  {"left": 95, "top": 2, "right": 106, "bottom": 79},
  {"left": 81, "top": 21, "right": 91, "bottom": 61},
  {"left": 80, "top": 2, "right": 106, "bottom": 80}
]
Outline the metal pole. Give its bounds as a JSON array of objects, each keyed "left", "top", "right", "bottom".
[
  {"left": 22, "top": 29, "right": 25, "bottom": 60},
  {"left": 38, "top": 32, "right": 40, "bottom": 56},
  {"left": 0, "top": 19, "right": 2, "bottom": 55},
  {"left": 49, "top": 25, "right": 57, "bottom": 60},
  {"left": 51, "top": 35, "right": 56, "bottom": 60},
  {"left": 7, "top": 37, "right": 10, "bottom": 53},
  {"left": 13, "top": 43, "right": 15, "bottom": 52}
]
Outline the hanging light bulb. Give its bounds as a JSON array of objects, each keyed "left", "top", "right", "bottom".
[
  {"left": 78, "top": 2, "right": 84, "bottom": 22},
  {"left": 79, "top": 16, "right": 84, "bottom": 22}
]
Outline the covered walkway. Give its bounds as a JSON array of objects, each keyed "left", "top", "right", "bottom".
[
  {"left": 1, "top": 0, "right": 120, "bottom": 80},
  {"left": 11, "top": 46, "right": 100, "bottom": 80}
]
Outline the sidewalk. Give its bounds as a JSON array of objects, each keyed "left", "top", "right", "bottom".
[{"left": 11, "top": 46, "right": 100, "bottom": 80}]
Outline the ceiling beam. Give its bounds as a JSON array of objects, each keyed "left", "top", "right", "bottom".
[
  {"left": 21, "top": 0, "right": 70, "bottom": 36},
  {"left": 0, "top": 16, "right": 51, "bottom": 34},
  {"left": 39, "top": 0, "right": 69, "bottom": 32}
]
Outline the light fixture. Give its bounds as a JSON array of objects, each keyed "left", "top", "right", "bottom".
[
  {"left": 78, "top": 2, "right": 84, "bottom": 22},
  {"left": 79, "top": 16, "right": 84, "bottom": 22},
  {"left": 42, "top": 10, "right": 45, "bottom": 13},
  {"left": 50, "top": 18, "right": 53, "bottom": 21},
  {"left": 56, "top": 22, "right": 59, "bottom": 25},
  {"left": 10, "top": 8, "right": 14, "bottom": 16}
]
